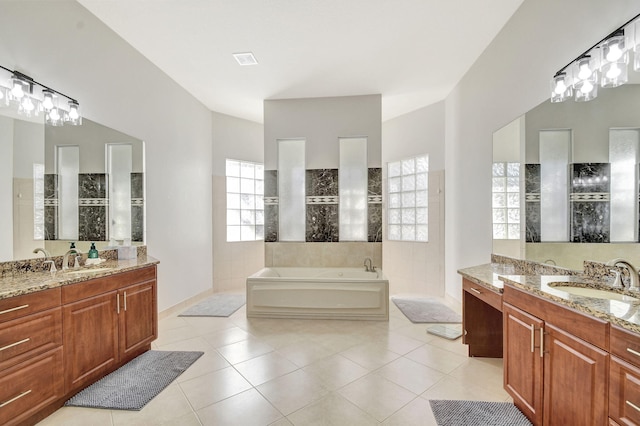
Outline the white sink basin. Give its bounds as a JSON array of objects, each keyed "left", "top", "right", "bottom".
[
  {"left": 65, "top": 267, "right": 113, "bottom": 276},
  {"left": 551, "top": 285, "right": 639, "bottom": 302}
]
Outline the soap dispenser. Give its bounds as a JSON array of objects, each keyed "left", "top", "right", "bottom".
[{"left": 88, "top": 242, "right": 99, "bottom": 259}]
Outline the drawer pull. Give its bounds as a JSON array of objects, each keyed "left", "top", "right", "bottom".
[
  {"left": 0, "top": 390, "right": 31, "bottom": 408},
  {"left": 530, "top": 324, "right": 535, "bottom": 353},
  {"left": 626, "top": 400, "right": 640, "bottom": 413},
  {"left": 0, "top": 338, "right": 30, "bottom": 352},
  {"left": 0, "top": 304, "right": 29, "bottom": 316},
  {"left": 470, "top": 288, "right": 482, "bottom": 295},
  {"left": 116, "top": 294, "right": 120, "bottom": 314},
  {"left": 540, "top": 328, "right": 545, "bottom": 358},
  {"left": 627, "top": 347, "right": 640, "bottom": 358},
  {"left": 124, "top": 291, "right": 127, "bottom": 311}
]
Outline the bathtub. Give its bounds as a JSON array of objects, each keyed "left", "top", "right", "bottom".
[{"left": 246, "top": 267, "right": 389, "bottom": 320}]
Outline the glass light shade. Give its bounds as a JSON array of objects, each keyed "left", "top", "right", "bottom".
[
  {"left": 601, "top": 60, "right": 628, "bottom": 87},
  {"left": 9, "top": 77, "right": 26, "bottom": 99},
  {"left": 600, "top": 35, "right": 629, "bottom": 88},
  {"left": 41, "top": 89, "right": 55, "bottom": 111},
  {"left": 550, "top": 73, "right": 572, "bottom": 103},
  {"left": 631, "top": 18, "right": 640, "bottom": 71},
  {"left": 601, "top": 35, "right": 626, "bottom": 62},
  {"left": 46, "top": 107, "right": 64, "bottom": 126},
  {"left": 574, "top": 78, "right": 598, "bottom": 102},
  {"left": 65, "top": 100, "right": 82, "bottom": 125},
  {"left": 18, "top": 95, "right": 39, "bottom": 117}
]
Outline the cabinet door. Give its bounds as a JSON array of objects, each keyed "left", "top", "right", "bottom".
[
  {"left": 544, "top": 323, "right": 608, "bottom": 426},
  {"left": 63, "top": 291, "right": 119, "bottom": 393},
  {"left": 119, "top": 280, "right": 157, "bottom": 360},
  {"left": 610, "top": 356, "right": 640, "bottom": 425},
  {"left": 503, "top": 303, "right": 544, "bottom": 425}
]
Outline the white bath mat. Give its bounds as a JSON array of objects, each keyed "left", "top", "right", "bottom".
[
  {"left": 392, "top": 297, "right": 461, "bottom": 323},
  {"left": 179, "top": 294, "right": 245, "bottom": 317}
]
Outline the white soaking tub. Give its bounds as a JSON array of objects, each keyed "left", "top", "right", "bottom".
[{"left": 246, "top": 267, "right": 389, "bottom": 320}]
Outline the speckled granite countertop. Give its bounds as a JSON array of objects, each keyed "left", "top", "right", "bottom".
[
  {"left": 458, "top": 262, "right": 640, "bottom": 334},
  {"left": 0, "top": 256, "right": 160, "bottom": 300}
]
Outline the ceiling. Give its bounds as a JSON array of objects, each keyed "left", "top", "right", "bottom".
[{"left": 78, "top": 0, "right": 523, "bottom": 123}]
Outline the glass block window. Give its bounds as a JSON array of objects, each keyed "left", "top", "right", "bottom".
[
  {"left": 33, "top": 163, "right": 44, "bottom": 240},
  {"left": 387, "top": 155, "right": 428, "bottom": 241},
  {"left": 492, "top": 162, "right": 520, "bottom": 239},
  {"left": 226, "top": 159, "right": 264, "bottom": 242}
]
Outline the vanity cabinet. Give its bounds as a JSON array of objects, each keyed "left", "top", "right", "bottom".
[
  {"left": 610, "top": 325, "right": 640, "bottom": 425},
  {"left": 503, "top": 284, "right": 609, "bottom": 426},
  {"left": 0, "top": 288, "right": 64, "bottom": 426},
  {"left": 62, "top": 266, "right": 157, "bottom": 394},
  {"left": 462, "top": 278, "right": 503, "bottom": 357}
]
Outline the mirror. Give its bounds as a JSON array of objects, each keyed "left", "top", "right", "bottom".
[
  {"left": 492, "top": 84, "right": 640, "bottom": 270},
  {"left": 1, "top": 109, "right": 144, "bottom": 262}
]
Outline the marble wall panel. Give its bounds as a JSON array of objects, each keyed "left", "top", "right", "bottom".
[
  {"left": 525, "top": 164, "right": 541, "bottom": 243},
  {"left": 306, "top": 169, "right": 338, "bottom": 196},
  {"left": 264, "top": 204, "right": 278, "bottom": 242},
  {"left": 570, "top": 163, "right": 610, "bottom": 243},
  {"left": 78, "top": 206, "right": 107, "bottom": 241},
  {"left": 44, "top": 174, "right": 58, "bottom": 240},
  {"left": 306, "top": 204, "right": 339, "bottom": 242},
  {"left": 131, "top": 173, "right": 144, "bottom": 242},
  {"left": 368, "top": 168, "right": 382, "bottom": 242}
]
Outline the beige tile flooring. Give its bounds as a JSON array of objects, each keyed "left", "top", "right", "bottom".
[{"left": 38, "top": 297, "right": 509, "bottom": 426}]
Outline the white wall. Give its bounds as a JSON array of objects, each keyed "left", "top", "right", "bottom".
[
  {"left": 382, "top": 101, "right": 445, "bottom": 295},
  {"left": 0, "top": 116, "right": 14, "bottom": 261},
  {"left": 264, "top": 95, "right": 382, "bottom": 169},
  {"left": 444, "top": 0, "right": 639, "bottom": 301},
  {"left": 0, "top": 1, "right": 214, "bottom": 311},
  {"left": 212, "top": 111, "right": 264, "bottom": 292}
]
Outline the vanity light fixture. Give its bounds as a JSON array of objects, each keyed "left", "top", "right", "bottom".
[
  {"left": 551, "top": 12, "right": 640, "bottom": 103},
  {"left": 0, "top": 65, "right": 82, "bottom": 125}
]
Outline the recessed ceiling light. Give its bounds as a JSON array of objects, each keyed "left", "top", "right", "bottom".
[{"left": 233, "top": 52, "right": 258, "bottom": 66}]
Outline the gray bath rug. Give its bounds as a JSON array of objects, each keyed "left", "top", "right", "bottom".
[
  {"left": 65, "top": 350, "right": 203, "bottom": 411},
  {"left": 429, "top": 400, "right": 532, "bottom": 426},
  {"left": 392, "top": 297, "right": 461, "bottom": 323},
  {"left": 179, "top": 293, "right": 245, "bottom": 317}
]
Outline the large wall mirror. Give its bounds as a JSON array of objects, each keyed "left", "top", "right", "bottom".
[
  {"left": 0, "top": 109, "right": 145, "bottom": 262},
  {"left": 492, "top": 81, "right": 640, "bottom": 270}
]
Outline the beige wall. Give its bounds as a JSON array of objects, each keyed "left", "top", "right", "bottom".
[{"left": 265, "top": 242, "right": 381, "bottom": 268}]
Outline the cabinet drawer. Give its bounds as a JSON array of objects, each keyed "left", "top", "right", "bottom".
[
  {"left": 463, "top": 279, "right": 502, "bottom": 311},
  {"left": 62, "top": 265, "right": 156, "bottom": 304},
  {"left": 611, "top": 325, "right": 640, "bottom": 368},
  {"left": 610, "top": 356, "right": 640, "bottom": 425},
  {"left": 0, "top": 347, "right": 63, "bottom": 426},
  {"left": 0, "top": 288, "right": 61, "bottom": 324},
  {"left": 0, "top": 308, "right": 62, "bottom": 372}
]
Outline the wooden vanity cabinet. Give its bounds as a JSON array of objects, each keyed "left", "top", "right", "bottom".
[
  {"left": 62, "top": 265, "right": 157, "bottom": 394},
  {"left": 610, "top": 325, "right": 640, "bottom": 425},
  {"left": 462, "top": 278, "right": 503, "bottom": 357},
  {"left": 0, "top": 288, "right": 64, "bottom": 426},
  {"left": 503, "top": 284, "right": 609, "bottom": 426}
]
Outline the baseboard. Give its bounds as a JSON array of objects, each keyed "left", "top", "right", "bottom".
[{"left": 158, "top": 288, "right": 215, "bottom": 319}]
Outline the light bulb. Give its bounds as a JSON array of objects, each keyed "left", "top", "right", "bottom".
[
  {"left": 42, "top": 91, "right": 54, "bottom": 111},
  {"left": 554, "top": 80, "right": 567, "bottom": 95},
  {"left": 68, "top": 105, "right": 79, "bottom": 120},
  {"left": 578, "top": 63, "right": 592, "bottom": 80},
  {"left": 21, "top": 97, "right": 34, "bottom": 111},
  {"left": 581, "top": 81, "right": 594, "bottom": 94},
  {"left": 606, "top": 43, "right": 623, "bottom": 62},
  {"left": 10, "top": 80, "right": 24, "bottom": 99},
  {"left": 606, "top": 63, "right": 622, "bottom": 79},
  {"left": 49, "top": 108, "right": 60, "bottom": 121}
]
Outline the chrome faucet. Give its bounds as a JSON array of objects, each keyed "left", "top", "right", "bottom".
[
  {"left": 33, "top": 247, "right": 51, "bottom": 258},
  {"left": 43, "top": 260, "right": 57, "bottom": 273},
  {"left": 62, "top": 249, "right": 81, "bottom": 271},
  {"left": 606, "top": 258, "right": 640, "bottom": 291},
  {"left": 364, "top": 257, "right": 376, "bottom": 272}
]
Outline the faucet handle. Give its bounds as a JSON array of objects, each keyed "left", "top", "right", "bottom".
[
  {"left": 610, "top": 269, "right": 624, "bottom": 288},
  {"left": 43, "top": 260, "right": 57, "bottom": 273}
]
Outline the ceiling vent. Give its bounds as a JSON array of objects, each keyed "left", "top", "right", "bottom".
[{"left": 233, "top": 52, "right": 258, "bottom": 66}]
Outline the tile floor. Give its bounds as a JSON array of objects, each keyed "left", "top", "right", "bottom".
[{"left": 38, "top": 297, "right": 509, "bottom": 426}]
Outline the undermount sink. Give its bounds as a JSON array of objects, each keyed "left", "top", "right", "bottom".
[
  {"left": 550, "top": 285, "right": 639, "bottom": 302},
  {"left": 64, "top": 267, "right": 113, "bottom": 276}
]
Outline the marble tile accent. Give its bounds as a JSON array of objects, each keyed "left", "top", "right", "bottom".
[
  {"left": 264, "top": 170, "right": 277, "bottom": 197},
  {"left": 78, "top": 206, "right": 107, "bottom": 241},
  {"left": 570, "top": 163, "right": 610, "bottom": 243},
  {"left": 306, "top": 205, "right": 339, "bottom": 242},
  {"left": 265, "top": 205, "right": 278, "bottom": 243},
  {"left": 368, "top": 168, "right": 382, "bottom": 242},
  {"left": 306, "top": 169, "right": 338, "bottom": 196},
  {"left": 131, "top": 172, "right": 144, "bottom": 199},
  {"left": 44, "top": 174, "right": 59, "bottom": 240},
  {"left": 131, "top": 173, "right": 144, "bottom": 242},
  {"left": 525, "top": 164, "right": 540, "bottom": 243},
  {"left": 78, "top": 173, "right": 107, "bottom": 198}
]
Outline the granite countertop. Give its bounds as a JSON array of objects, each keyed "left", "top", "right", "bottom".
[
  {"left": 458, "top": 262, "right": 640, "bottom": 334},
  {"left": 0, "top": 256, "right": 160, "bottom": 300}
]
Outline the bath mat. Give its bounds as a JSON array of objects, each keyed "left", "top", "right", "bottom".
[
  {"left": 392, "top": 297, "right": 461, "bottom": 323},
  {"left": 427, "top": 324, "right": 463, "bottom": 340},
  {"left": 65, "top": 350, "right": 203, "bottom": 411},
  {"left": 429, "top": 400, "right": 532, "bottom": 426},
  {"left": 179, "top": 293, "right": 245, "bottom": 317}
]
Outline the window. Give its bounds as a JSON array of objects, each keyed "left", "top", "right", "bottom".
[
  {"left": 226, "top": 159, "right": 264, "bottom": 241},
  {"left": 387, "top": 155, "right": 428, "bottom": 241},
  {"left": 492, "top": 162, "right": 520, "bottom": 239}
]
